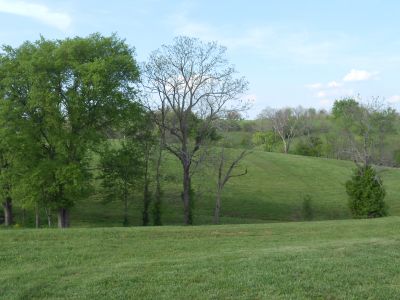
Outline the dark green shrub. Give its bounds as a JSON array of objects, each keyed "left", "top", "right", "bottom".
[
  {"left": 346, "top": 165, "right": 387, "bottom": 218},
  {"left": 295, "top": 136, "right": 323, "bottom": 157}
]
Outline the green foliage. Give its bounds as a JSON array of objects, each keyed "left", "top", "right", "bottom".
[
  {"left": 99, "top": 141, "right": 144, "bottom": 201},
  {"left": 331, "top": 98, "right": 398, "bottom": 165},
  {"left": 240, "top": 135, "right": 252, "bottom": 148},
  {"left": 332, "top": 98, "right": 360, "bottom": 120},
  {"left": 0, "top": 34, "right": 141, "bottom": 218},
  {"left": 346, "top": 165, "right": 387, "bottom": 218},
  {"left": 252, "top": 131, "right": 279, "bottom": 151},
  {"left": 240, "top": 120, "right": 257, "bottom": 132},
  {"left": 295, "top": 136, "right": 323, "bottom": 157},
  {"left": 302, "top": 194, "right": 314, "bottom": 221},
  {"left": 99, "top": 140, "right": 145, "bottom": 226}
]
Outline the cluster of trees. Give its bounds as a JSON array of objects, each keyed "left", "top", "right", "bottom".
[
  {"left": 0, "top": 34, "right": 249, "bottom": 228},
  {"left": 254, "top": 99, "right": 392, "bottom": 218},
  {"left": 231, "top": 100, "right": 399, "bottom": 168},
  {"left": 0, "top": 33, "right": 393, "bottom": 228}
]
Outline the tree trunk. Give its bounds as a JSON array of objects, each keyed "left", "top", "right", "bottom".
[
  {"left": 123, "top": 181, "right": 129, "bottom": 226},
  {"left": 142, "top": 149, "right": 150, "bottom": 226},
  {"left": 182, "top": 163, "right": 192, "bottom": 225},
  {"left": 142, "top": 180, "right": 150, "bottom": 226},
  {"left": 22, "top": 208, "right": 26, "bottom": 226},
  {"left": 35, "top": 204, "right": 40, "bottom": 229},
  {"left": 214, "top": 189, "right": 222, "bottom": 224},
  {"left": 283, "top": 140, "right": 288, "bottom": 154},
  {"left": 153, "top": 143, "right": 163, "bottom": 226},
  {"left": 2, "top": 197, "right": 13, "bottom": 226},
  {"left": 57, "top": 208, "right": 70, "bottom": 228},
  {"left": 45, "top": 207, "right": 52, "bottom": 228}
]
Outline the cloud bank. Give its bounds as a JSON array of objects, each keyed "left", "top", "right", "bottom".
[
  {"left": 343, "top": 69, "right": 377, "bottom": 82},
  {"left": 0, "top": 0, "right": 71, "bottom": 31}
]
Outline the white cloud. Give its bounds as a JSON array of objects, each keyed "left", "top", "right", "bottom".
[
  {"left": 388, "top": 95, "right": 400, "bottom": 104},
  {"left": 307, "top": 80, "right": 342, "bottom": 91},
  {"left": 327, "top": 81, "right": 342, "bottom": 88},
  {"left": 343, "top": 69, "right": 377, "bottom": 82},
  {"left": 0, "top": 0, "right": 71, "bottom": 31}
]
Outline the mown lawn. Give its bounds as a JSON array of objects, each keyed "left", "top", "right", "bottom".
[{"left": 1, "top": 217, "right": 400, "bottom": 299}]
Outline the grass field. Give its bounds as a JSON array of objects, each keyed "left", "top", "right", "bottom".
[
  {"left": 1, "top": 217, "right": 399, "bottom": 299},
  {"left": 66, "top": 150, "right": 400, "bottom": 227}
]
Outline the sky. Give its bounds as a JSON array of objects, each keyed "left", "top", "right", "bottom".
[{"left": 1, "top": 0, "right": 400, "bottom": 118}]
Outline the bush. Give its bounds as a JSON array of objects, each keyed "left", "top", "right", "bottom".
[
  {"left": 240, "top": 135, "right": 253, "bottom": 148},
  {"left": 295, "top": 136, "right": 323, "bottom": 157},
  {"left": 302, "top": 195, "right": 314, "bottom": 221},
  {"left": 252, "top": 131, "right": 279, "bottom": 152},
  {"left": 241, "top": 121, "right": 257, "bottom": 132},
  {"left": 346, "top": 165, "right": 387, "bottom": 218}
]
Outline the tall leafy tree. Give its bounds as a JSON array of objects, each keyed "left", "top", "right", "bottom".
[
  {"left": 0, "top": 34, "right": 140, "bottom": 227},
  {"left": 332, "top": 98, "right": 397, "bottom": 166},
  {"left": 99, "top": 140, "right": 144, "bottom": 226},
  {"left": 99, "top": 108, "right": 155, "bottom": 226}
]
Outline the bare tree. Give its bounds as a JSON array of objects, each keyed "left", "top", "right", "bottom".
[
  {"left": 259, "top": 107, "right": 304, "bottom": 153},
  {"left": 214, "top": 148, "right": 249, "bottom": 224},
  {"left": 142, "top": 36, "right": 248, "bottom": 224}
]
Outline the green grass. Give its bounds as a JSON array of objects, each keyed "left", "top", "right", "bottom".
[
  {"left": 67, "top": 150, "right": 400, "bottom": 227},
  {"left": 6, "top": 149, "right": 400, "bottom": 227},
  {"left": 1, "top": 217, "right": 400, "bottom": 299}
]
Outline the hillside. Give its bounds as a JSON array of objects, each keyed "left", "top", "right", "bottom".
[
  {"left": 1, "top": 217, "right": 399, "bottom": 299},
  {"left": 61, "top": 150, "right": 400, "bottom": 227}
]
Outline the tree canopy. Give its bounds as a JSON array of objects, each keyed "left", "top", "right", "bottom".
[{"left": 0, "top": 33, "right": 142, "bottom": 227}]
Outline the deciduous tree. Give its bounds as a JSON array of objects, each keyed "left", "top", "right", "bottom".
[
  {"left": 214, "top": 148, "right": 248, "bottom": 224},
  {"left": 142, "top": 36, "right": 248, "bottom": 224},
  {"left": 0, "top": 34, "right": 140, "bottom": 227},
  {"left": 258, "top": 107, "right": 304, "bottom": 154}
]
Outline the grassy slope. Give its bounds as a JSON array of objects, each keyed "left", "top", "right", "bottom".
[
  {"left": 70, "top": 150, "right": 400, "bottom": 227},
  {"left": 1, "top": 217, "right": 400, "bottom": 299}
]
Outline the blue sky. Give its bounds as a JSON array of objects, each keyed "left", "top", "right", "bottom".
[{"left": 1, "top": 0, "right": 400, "bottom": 117}]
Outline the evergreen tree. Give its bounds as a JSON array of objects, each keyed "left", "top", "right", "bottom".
[{"left": 346, "top": 165, "right": 387, "bottom": 218}]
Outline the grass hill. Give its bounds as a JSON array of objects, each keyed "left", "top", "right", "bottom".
[
  {"left": 65, "top": 150, "right": 400, "bottom": 227},
  {"left": 1, "top": 217, "right": 399, "bottom": 299}
]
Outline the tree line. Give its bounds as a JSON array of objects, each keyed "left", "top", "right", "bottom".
[{"left": 221, "top": 100, "right": 399, "bottom": 168}]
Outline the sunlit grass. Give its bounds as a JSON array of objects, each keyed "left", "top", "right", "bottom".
[{"left": 1, "top": 217, "right": 399, "bottom": 299}]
